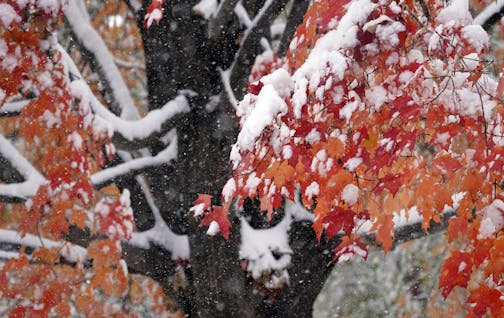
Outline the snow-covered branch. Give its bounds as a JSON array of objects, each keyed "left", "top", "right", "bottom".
[
  {"left": 91, "top": 133, "right": 178, "bottom": 188},
  {"left": 0, "top": 136, "right": 46, "bottom": 202},
  {"left": 473, "top": 0, "right": 504, "bottom": 30},
  {"left": 277, "top": 0, "right": 310, "bottom": 55},
  {"left": 64, "top": 0, "right": 140, "bottom": 120},
  {"left": 228, "top": 0, "right": 288, "bottom": 99},
  {"left": 207, "top": 0, "right": 241, "bottom": 40},
  {"left": 0, "top": 100, "right": 29, "bottom": 117},
  {"left": 0, "top": 229, "right": 87, "bottom": 263},
  {"left": 127, "top": 175, "right": 189, "bottom": 260},
  {"left": 58, "top": 45, "right": 190, "bottom": 150},
  {"left": 243, "top": 198, "right": 458, "bottom": 280}
]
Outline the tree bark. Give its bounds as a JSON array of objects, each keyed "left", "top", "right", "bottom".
[{"left": 134, "top": 1, "right": 335, "bottom": 317}]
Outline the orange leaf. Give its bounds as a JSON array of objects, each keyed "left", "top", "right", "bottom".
[
  {"left": 69, "top": 210, "right": 89, "bottom": 230},
  {"left": 372, "top": 214, "right": 394, "bottom": 253}
]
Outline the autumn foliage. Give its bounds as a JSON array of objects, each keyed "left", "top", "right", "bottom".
[
  {"left": 1, "top": 0, "right": 504, "bottom": 316},
  {"left": 193, "top": 0, "right": 504, "bottom": 316},
  {"left": 0, "top": 1, "right": 180, "bottom": 316}
]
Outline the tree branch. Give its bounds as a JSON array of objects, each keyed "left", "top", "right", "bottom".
[
  {"left": 91, "top": 134, "right": 178, "bottom": 188},
  {"left": 474, "top": 0, "right": 504, "bottom": 30},
  {"left": 0, "top": 229, "right": 87, "bottom": 263},
  {"left": 0, "top": 135, "right": 47, "bottom": 202},
  {"left": 57, "top": 45, "right": 190, "bottom": 151},
  {"left": 0, "top": 100, "right": 29, "bottom": 117},
  {"left": 277, "top": 0, "right": 309, "bottom": 56},
  {"left": 229, "top": 0, "right": 289, "bottom": 99},
  {"left": 64, "top": 0, "right": 140, "bottom": 119}
]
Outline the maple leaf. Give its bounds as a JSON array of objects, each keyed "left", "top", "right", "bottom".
[
  {"left": 200, "top": 206, "right": 231, "bottom": 240},
  {"left": 332, "top": 236, "right": 368, "bottom": 263},
  {"left": 372, "top": 214, "right": 394, "bottom": 253},
  {"left": 374, "top": 174, "right": 402, "bottom": 197},
  {"left": 323, "top": 207, "right": 355, "bottom": 239},
  {"left": 264, "top": 160, "right": 295, "bottom": 188},
  {"left": 467, "top": 284, "right": 504, "bottom": 318},
  {"left": 191, "top": 193, "right": 213, "bottom": 218},
  {"left": 144, "top": 0, "right": 166, "bottom": 29},
  {"left": 439, "top": 251, "right": 472, "bottom": 298}
]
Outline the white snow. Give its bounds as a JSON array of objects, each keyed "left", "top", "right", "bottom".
[
  {"left": 305, "top": 181, "right": 320, "bottom": 199},
  {"left": 0, "top": 229, "right": 86, "bottom": 262},
  {"left": 0, "top": 136, "right": 47, "bottom": 200},
  {"left": 436, "top": 0, "right": 470, "bottom": 25},
  {"left": 236, "top": 84, "right": 287, "bottom": 151},
  {"left": 0, "top": 4, "right": 21, "bottom": 28},
  {"left": 477, "top": 199, "right": 504, "bottom": 239},
  {"left": 222, "top": 178, "right": 236, "bottom": 202},
  {"left": 206, "top": 221, "right": 221, "bottom": 236},
  {"left": 461, "top": 25, "right": 488, "bottom": 53},
  {"left": 193, "top": 0, "right": 218, "bottom": 19},
  {"left": 341, "top": 184, "right": 359, "bottom": 206},
  {"left": 344, "top": 157, "right": 362, "bottom": 172}
]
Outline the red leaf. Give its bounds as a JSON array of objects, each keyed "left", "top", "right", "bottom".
[
  {"left": 323, "top": 207, "right": 355, "bottom": 238},
  {"left": 144, "top": 0, "right": 166, "bottom": 29},
  {"left": 439, "top": 251, "right": 472, "bottom": 298},
  {"left": 200, "top": 206, "right": 231, "bottom": 240},
  {"left": 467, "top": 284, "right": 504, "bottom": 318},
  {"left": 71, "top": 177, "right": 94, "bottom": 206},
  {"left": 248, "top": 80, "right": 264, "bottom": 95},
  {"left": 372, "top": 214, "right": 394, "bottom": 253},
  {"left": 333, "top": 237, "right": 368, "bottom": 263},
  {"left": 192, "top": 194, "right": 213, "bottom": 212},
  {"left": 374, "top": 174, "right": 402, "bottom": 196}
]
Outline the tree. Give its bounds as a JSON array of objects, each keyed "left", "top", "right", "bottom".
[{"left": 0, "top": 0, "right": 503, "bottom": 317}]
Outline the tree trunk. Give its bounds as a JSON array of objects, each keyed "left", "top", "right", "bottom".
[{"left": 134, "top": 1, "right": 337, "bottom": 317}]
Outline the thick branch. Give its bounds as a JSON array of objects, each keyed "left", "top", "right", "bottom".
[{"left": 361, "top": 209, "right": 457, "bottom": 249}]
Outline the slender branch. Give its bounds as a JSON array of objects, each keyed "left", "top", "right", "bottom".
[
  {"left": 474, "top": 0, "right": 504, "bottom": 30},
  {"left": 64, "top": 0, "right": 140, "bottom": 119},
  {"left": 277, "top": 0, "right": 309, "bottom": 56},
  {"left": 91, "top": 134, "right": 178, "bottom": 188},
  {"left": 0, "top": 229, "right": 87, "bottom": 262},
  {"left": 229, "top": 0, "right": 289, "bottom": 99},
  {"left": 58, "top": 45, "right": 190, "bottom": 151},
  {"left": 0, "top": 135, "right": 47, "bottom": 202}
]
